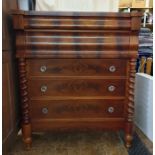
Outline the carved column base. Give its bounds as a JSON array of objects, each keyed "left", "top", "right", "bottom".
[{"left": 22, "top": 124, "right": 32, "bottom": 150}]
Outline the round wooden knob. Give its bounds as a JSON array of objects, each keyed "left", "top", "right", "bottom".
[
  {"left": 40, "top": 66, "right": 47, "bottom": 72},
  {"left": 108, "top": 85, "right": 115, "bottom": 92},
  {"left": 41, "top": 85, "right": 47, "bottom": 92},
  {"left": 108, "top": 107, "right": 114, "bottom": 113},
  {"left": 42, "top": 107, "right": 48, "bottom": 114},
  {"left": 109, "top": 66, "right": 116, "bottom": 72}
]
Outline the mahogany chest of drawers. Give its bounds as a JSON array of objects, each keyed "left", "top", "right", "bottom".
[{"left": 12, "top": 11, "right": 141, "bottom": 149}]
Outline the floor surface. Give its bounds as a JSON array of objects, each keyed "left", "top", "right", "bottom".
[{"left": 10, "top": 131, "right": 128, "bottom": 155}]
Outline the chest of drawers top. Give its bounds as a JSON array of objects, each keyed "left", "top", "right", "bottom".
[{"left": 12, "top": 11, "right": 141, "bottom": 59}]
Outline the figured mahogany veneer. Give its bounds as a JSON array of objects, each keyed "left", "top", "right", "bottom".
[
  {"left": 27, "top": 59, "right": 127, "bottom": 76},
  {"left": 12, "top": 11, "right": 141, "bottom": 149},
  {"left": 30, "top": 99, "right": 125, "bottom": 119},
  {"left": 28, "top": 79, "right": 126, "bottom": 97}
]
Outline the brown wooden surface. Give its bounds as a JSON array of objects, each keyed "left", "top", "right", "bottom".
[
  {"left": 12, "top": 11, "right": 141, "bottom": 58},
  {"left": 30, "top": 99, "right": 125, "bottom": 119},
  {"left": 18, "top": 58, "right": 32, "bottom": 149},
  {"left": 28, "top": 79, "right": 126, "bottom": 97},
  {"left": 146, "top": 57, "right": 153, "bottom": 75},
  {"left": 139, "top": 56, "right": 145, "bottom": 73},
  {"left": 125, "top": 58, "right": 137, "bottom": 148},
  {"left": 3, "top": 0, "right": 18, "bottom": 51},
  {"left": 2, "top": 52, "right": 19, "bottom": 155},
  {"left": 31, "top": 118, "right": 125, "bottom": 132},
  {"left": 2, "top": 52, "right": 14, "bottom": 154},
  {"left": 12, "top": 11, "right": 141, "bottom": 149},
  {"left": 2, "top": 0, "right": 19, "bottom": 154},
  {"left": 27, "top": 59, "right": 127, "bottom": 76}
]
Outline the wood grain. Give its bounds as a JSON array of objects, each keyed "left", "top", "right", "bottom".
[
  {"left": 31, "top": 118, "right": 125, "bottom": 132},
  {"left": 12, "top": 11, "right": 141, "bottom": 148},
  {"left": 12, "top": 11, "right": 141, "bottom": 58},
  {"left": 125, "top": 58, "right": 137, "bottom": 148},
  {"left": 27, "top": 59, "right": 127, "bottom": 77},
  {"left": 18, "top": 58, "right": 32, "bottom": 149},
  {"left": 30, "top": 99, "right": 125, "bottom": 119},
  {"left": 28, "top": 79, "right": 126, "bottom": 97},
  {"left": 2, "top": 0, "right": 19, "bottom": 154}
]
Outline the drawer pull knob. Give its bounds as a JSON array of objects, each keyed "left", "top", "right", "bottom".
[
  {"left": 40, "top": 66, "right": 47, "bottom": 72},
  {"left": 41, "top": 85, "right": 47, "bottom": 92},
  {"left": 108, "top": 107, "right": 114, "bottom": 113},
  {"left": 109, "top": 66, "right": 116, "bottom": 72},
  {"left": 108, "top": 85, "right": 115, "bottom": 92},
  {"left": 42, "top": 107, "right": 48, "bottom": 114}
]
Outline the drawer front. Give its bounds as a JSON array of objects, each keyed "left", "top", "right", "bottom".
[
  {"left": 27, "top": 59, "right": 127, "bottom": 76},
  {"left": 30, "top": 99, "right": 125, "bottom": 119},
  {"left": 28, "top": 79, "right": 126, "bottom": 97}
]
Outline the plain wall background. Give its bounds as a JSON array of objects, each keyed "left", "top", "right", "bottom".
[{"left": 35, "top": 0, "right": 119, "bottom": 12}]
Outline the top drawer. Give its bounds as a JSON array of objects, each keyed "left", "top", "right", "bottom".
[{"left": 27, "top": 59, "right": 127, "bottom": 77}]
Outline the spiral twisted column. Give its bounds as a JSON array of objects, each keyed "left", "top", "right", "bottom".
[
  {"left": 18, "top": 58, "right": 32, "bottom": 149},
  {"left": 125, "top": 58, "right": 136, "bottom": 148}
]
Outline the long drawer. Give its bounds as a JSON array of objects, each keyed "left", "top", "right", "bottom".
[
  {"left": 30, "top": 99, "right": 125, "bottom": 119},
  {"left": 28, "top": 79, "right": 126, "bottom": 97},
  {"left": 27, "top": 59, "right": 127, "bottom": 77}
]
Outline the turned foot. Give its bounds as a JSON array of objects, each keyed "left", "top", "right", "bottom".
[
  {"left": 125, "top": 134, "right": 133, "bottom": 149},
  {"left": 22, "top": 124, "right": 32, "bottom": 149}
]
